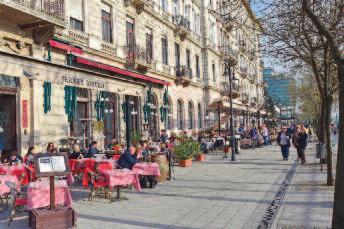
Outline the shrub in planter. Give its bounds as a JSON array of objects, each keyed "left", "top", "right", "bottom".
[{"left": 174, "top": 139, "right": 200, "bottom": 167}]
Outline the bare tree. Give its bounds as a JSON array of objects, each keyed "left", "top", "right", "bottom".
[
  {"left": 257, "top": 0, "right": 338, "bottom": 186},
  {"left": 301, "top": 1, "right": 344, "bottom": 228}
]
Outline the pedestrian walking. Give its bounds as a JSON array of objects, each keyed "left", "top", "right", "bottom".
[
  {"left": 249, "top": 127, "right": 258, "bottom": 149},
  {"left": 277, "top": 126, "right": 291, "bottom": 160},
  {"left": 292, "top": 125, "right": 301, "bottom": 160},
  {"left": 298, "top": 125, "right": 308, "bottom": 165},
  {"left": 262, "top": 125, "right": 269, "bottom": 146}
]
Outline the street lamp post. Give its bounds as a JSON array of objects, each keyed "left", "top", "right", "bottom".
[{"left": 225, "top": 63, "right": 237, "bottom": 162}]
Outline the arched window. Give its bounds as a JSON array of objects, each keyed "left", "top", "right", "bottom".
[
  {"left": 177, "top": 100, "right": 184, "bottom": 130},
  {"left": 198, "top": 103, "right": 202, "bottom": 129},
  {"left": 188, "top": 101, "right": 194, "bottom": 129}
]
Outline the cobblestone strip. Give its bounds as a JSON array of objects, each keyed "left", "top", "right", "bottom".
[{"left": 257, "top": 160, "right": 299, "bottom": 229}]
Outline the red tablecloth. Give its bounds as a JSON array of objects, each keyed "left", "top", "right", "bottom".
[
  {"left": 132, "top": 163, "right": 161, "bottom": 176},
  {"left": 0, "top": 175, "right": 18, "bottom": 195},
  {"left": 100, "top": 169, "right": 141, "bottom": 191},
  {"left": 26, "top": 180, "right": 72, "bottom": 210},
  {"left": 0, "top": 164, "right": 28, "bottom": 185}
]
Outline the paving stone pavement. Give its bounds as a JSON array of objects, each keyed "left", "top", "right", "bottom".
[
  {"left": 271, "top": 144, "right": 334, "bottom": 229},
  {"left": 0, "top": 144, "right": 333, "bottom": 229}
]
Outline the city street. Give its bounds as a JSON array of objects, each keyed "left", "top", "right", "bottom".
[{"left": 1, "top": 144, "right": 333, "bottom": 229}]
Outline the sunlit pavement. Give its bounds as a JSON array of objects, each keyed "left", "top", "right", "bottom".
[{"left": 1, "top": 144, "right": 333, "bottom": 229}]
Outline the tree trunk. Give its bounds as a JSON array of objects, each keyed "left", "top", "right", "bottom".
[
  {"left": 318, "top": 97, "right": 326, "bottom": 145},
  {"left": 324, "top": 95, "right": 333, "bottom": 186},
  {"left": 332, "top": 64, "right": 344, "bottom": 229}
]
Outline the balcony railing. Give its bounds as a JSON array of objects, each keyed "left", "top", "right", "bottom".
[
  {"left": 1, "top": 0, "right": 66, "bottom": 25},
  {"left": 124, "top": 44, "right": 153, "bottom": 64},
  {"left": 172, "top": 15, "right": 191, "bottom": 30},
  {"left": 219, "top": 45, "right": 238, "bottom": 64},
  {"left": 221, "top": 82, "right": 241, "bottom": 98},
  {"left": 240, "top": 67, "right": 248, "bottom": 78},
  {"left": 242, "top": 93, "right": 249, "bottom": 103},
  {"left": 172, "top": 15, "right": 190, "bottom": 40},
  {"left": 124, "top": 44, "right": 154, "bottom": 73},
  {"left": 174, "top": 65, "right": 192, "bottom": 87},
  {"left": 175, "top": 66, "right": 192, "bottom": 78}
]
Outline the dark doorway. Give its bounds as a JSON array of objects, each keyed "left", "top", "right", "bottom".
[
  {"left": 104, "top": 93, "right": 118, "bottom": 146},
  {"left": 0, "top": 94, "right": 16, "bottom": 152}
]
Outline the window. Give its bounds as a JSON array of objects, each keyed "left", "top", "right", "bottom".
[
  {"left": 177, "top": 100, "right": 184, "bottom": 130},
  {"left": 146, "top": 30, "right": 153, "bottom": 63},
  {"left": 70, "top": 0, "right": 84, "bottom": 31},
  {"left": 172, "top": 0, "right": 179, "bottom": 16},
  {"left": 198, "top": 103, "right": 202, "bottom": 129},
  {"left": 175, "top": 43, "right": 180, "bottom": 68},
  {"left": 161, "top": 37, "right": 168, "bottom": 65},
  {"left": 126, "top": 19, "right": 135, "bottom": 59},
  {"left": 212, "top": 63, "right": 216, "bottom": 81},
  {"left": 195, "top": 55, "right": 200, "bottom": 78},
  {"left": 186, "top": 49, "right": 190, "bottom": 68},
  {"left": 161, "top": 0, "right": 168, "bottom": 12},
  {"left": 188, "top": 101, "right": 194, "bottom": 129},
  {"left": 101, "top": 3, "right": 112, "bottom": 43}
]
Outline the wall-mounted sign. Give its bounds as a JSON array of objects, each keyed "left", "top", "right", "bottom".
[
  {"left": 22, "top": 100, "right": 28, "bottom": 128},
  {"left": 62, "top": 76, "right": 105, "bottom": 90}
]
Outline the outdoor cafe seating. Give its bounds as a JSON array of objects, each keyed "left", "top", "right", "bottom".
[{"left": 0, "top": 151, "right": 162, "bottom": 226}]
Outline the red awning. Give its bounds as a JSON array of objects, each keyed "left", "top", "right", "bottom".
[
  {"left": 76, "top": 56, "right": 170, "bottom": 86},
  {"left": 49, "top": 40, "right": 84, "bottom": 55}
]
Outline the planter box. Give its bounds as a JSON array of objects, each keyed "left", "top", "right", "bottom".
[
  {"left": 179, "top": 158, "right": 192, "bottom": 167},
  {"left": 194, "top": 154, "right": 205, "bottom": 162}
]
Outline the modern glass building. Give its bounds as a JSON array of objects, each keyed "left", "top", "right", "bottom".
[{"left": 263, "top": 68, "right": 296, "bottom": 117}]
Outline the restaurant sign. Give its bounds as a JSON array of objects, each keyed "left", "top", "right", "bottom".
[{"left": 62, "top": 76, "right": 105, "bottom": 89}]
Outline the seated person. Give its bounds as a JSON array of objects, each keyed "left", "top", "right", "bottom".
[
  {"left": 117, "top": 146, "right": 138, "bottom": 170},
  {"left": 4, "top": 150, "right": 22, "bottom": 165},
  {"left": 83, "top": 141, "right": 98, "bottom": 158},
  {"left": 107, "top": 139, "right": 117, "bottom": 150},
  {"left": 26, "top": 146, "right": 38, "bottom": 166},
  {"left": 69, "top": 144, "right": 83, "bottom": 160}
]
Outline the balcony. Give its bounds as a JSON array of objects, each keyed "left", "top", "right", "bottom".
[
  {"left": 219, "top": 45, "right": 238, "bottom": 65},
  {"left": 0, "top": 0, "right": 66, "bottom": 44},
  {"left": 239, "top": 40, "right": 247, "bottom": 52},
  {"left": 242, "top": 93, "right": 249, "bottom": 104},
  {"left": 174, "top": 66, "right": 192, "bottom": 87},
  {"left": 218, "top": 8, "right": 234, "bottom": 31},
  {"left": 172, "top": 15, "right": 190, "bottom": 41},
  {"left": 250, "top": 97, "right": 258, "bottom": 107},
  {"left": 220, "top": 82, "right": 241, "bottom": 98},
  {"left": 240, "top": 67, "right": 248, "bottom": 78},
  {"left": 124, "top": 0, "right": 147, "bottom": 14},
  {"left": 124, "top": 44, "right": 154, "bottom": 74},
  {"left": 248, "top": 73, "right": 255, "bottom": 83}
]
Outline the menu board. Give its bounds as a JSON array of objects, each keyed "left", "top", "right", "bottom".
[{"left": 34, "top": 153, "right": 70, "bottom": 177}]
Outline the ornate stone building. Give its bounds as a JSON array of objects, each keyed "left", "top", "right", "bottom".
[{"left": 0, "top": 0, "right": 265, "bottom": 154}]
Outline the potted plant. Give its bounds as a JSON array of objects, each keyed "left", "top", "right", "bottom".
[
  {"left": 192, "top": 141, "right": 204, "bottom": 162},
  {"left": 174, "top": 138, "right": 194, "bottom": 167}
]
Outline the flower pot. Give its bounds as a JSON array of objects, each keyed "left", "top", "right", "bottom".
[
  {"left": 194, "top": 154, "right": 205, "bottom": 162},
  {"left": 179, "top": 158, "right": 192, "bottom": 167}
]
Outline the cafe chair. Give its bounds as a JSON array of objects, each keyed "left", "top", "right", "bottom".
[
  {"left": 86, "top": 168, "right": 110, "bottom": 202},
  {"left": 5, "top": 181, "right": 27, "bottom": 226}
]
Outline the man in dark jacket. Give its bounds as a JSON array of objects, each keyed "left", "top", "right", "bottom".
[
  {"left": 277, "top": 126, "right": 291, "bottom": 160},
  {"left": 298, "top": 126, "right": 308, "bottom": 165},
  {"left": 118, "top": 146, "right": 139, "bottom": 170}
]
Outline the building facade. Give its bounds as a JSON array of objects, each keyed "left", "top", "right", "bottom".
[
  {"left": 263, "top": 68, "right": 296, "bottom": 118},
  {"left": 0, "top": 0, "right": 265, "bottom": 154}
]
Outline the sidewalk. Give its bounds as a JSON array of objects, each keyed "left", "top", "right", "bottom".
[{"left": 272, "top": 144, "right": 334, "bottom": 229}]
